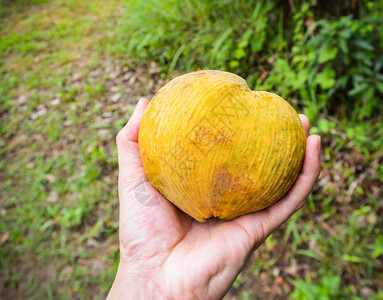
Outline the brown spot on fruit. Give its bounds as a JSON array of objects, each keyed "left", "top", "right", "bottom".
[{"left": 213, "top": 166, "right": 241, "bottom": 192}]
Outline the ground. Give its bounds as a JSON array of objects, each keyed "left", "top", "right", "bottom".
[{"left": 0, "top": 0, "right": 382, "bottom": 299}]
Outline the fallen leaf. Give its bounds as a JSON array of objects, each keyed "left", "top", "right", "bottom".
[
  {"left": 8, "top": 134, "right": 28, "bottom": 149},
  {"left": 87, "top": 239, "right": 98, "bottom": 247},
  {"left": 26, "top": 162, "right": 36, "bottom": 169},
  {"left": 0, "top": 232, "right": 10, "bottom": 246},
  {"left": 320, "top": 221, "right": 336, "bottom": 236},
  {"left": 284, "top": 264, "right": 298, "bottom": 276},
  {"left": 274, "top": 275, "right": 291, "bottom": 292},
  {"left": 51, "top": 98, "right": 61, "bottom": 106},
  {"left": 17, "top": 95, "right": 26, "bottom": 104},
  {"left": 46, "top": 174, "right": 55, "bottom": 184},
  {"left": 260, "top": 70, "right": 270, "bottom": 80},
  {"left": 47, "top": 191, "right": 59, "bottom": 202},
  {"left": 30, "top": 105, "right": 47, "bottom": 120}
]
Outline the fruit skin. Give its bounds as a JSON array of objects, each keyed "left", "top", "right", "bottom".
[{"left": 138, "top": 70, "right": 306, "bottom": 222}]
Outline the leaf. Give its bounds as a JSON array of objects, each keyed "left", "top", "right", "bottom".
[
  {"left": 370, "top": 243, "right": 383, "bottom": 258},
  {"left": 0, "top": 232, "right": 10, "bottom": 246},
  {"left": 316, "top": 67, "right": 336, "bottom": 90},
  {"left": 296, "top": 249, "right": 322, "bottom": 261},
  {"left": 338, "top": 27, "right": 352, "bottom": 39},
  {"left": 238, "top": 39, "right": 248, "bottom": 48},
  {"left": 353, "top": 38, "right": 374, "bottom": 51},
  {"left": 353, "top": 50, "right": 372, "bottom": 66},
  {"left": 338, "top": 39, "right": 348, "bottom": 54},
  {"left": 251, "top": 38, "right": 264, "bottom": 53},
  {"left": 317, "top": 119, "right": 333, "bottom": 133},
  {"left": 292, "top": 69, "right": 310, "bottom": 90},
  {"left": 348, "top": 83, "right": 368, "bottom": 96},
  {"left": 318, "top": 43, "right": 338, "bottom": 63},
  {"left": 233, "top": 48, "right": 246, "bottom": 60},
  {"left": 211, "top": 28, "right": 233, "bottom": 59},
  {"left": 167, "top": 44, "right": 186, "bottom": 76},
  {"left": 291, "top": 278, "right": 317, "bottom": 300},
  {"left": 376, "top": 82, "right": 383, "bottom": 94},
  {"left": 321, "top": 275, "right": 341, "bottom": 296},
  {"left": 229, "top": 60, "right": 239, "bottom": 68},
  {"left": 342, "top": 254, "right": 363, "bottom": 263},
  {"left": 346, "top": 127, "right": 355, "bottom": 138}
]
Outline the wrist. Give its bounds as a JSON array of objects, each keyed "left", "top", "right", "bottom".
[{"left": 107, "top": 263, "right": 167, "bottom": 300}]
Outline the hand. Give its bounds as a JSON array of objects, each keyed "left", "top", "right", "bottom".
[{"left": 107, "top": 98, "right": 321, "bottom": 300}]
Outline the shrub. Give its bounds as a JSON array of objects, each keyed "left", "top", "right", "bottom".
[{"left": 119, "top": 0, "right": 383, "bottom": 121}]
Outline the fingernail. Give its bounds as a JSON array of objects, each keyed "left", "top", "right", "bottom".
[
  {"left": 135, "top": 99, "right": 143, "bottom": 110},
  {"left": 317, "top": 136, "right": 321, "bottom": 157},
  {"left": 132, "top": 99, "right": 144, "bottom": 116}
]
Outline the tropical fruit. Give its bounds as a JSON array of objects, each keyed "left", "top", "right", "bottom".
[{"left": 138, "top": 70, "right": 306, "bottom": 221}]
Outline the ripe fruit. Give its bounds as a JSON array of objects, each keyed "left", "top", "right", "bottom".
[{"left": 138, "top": 70, "right": 306, "bottom": 221}]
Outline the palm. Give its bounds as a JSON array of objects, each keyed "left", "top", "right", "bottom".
[
  {"left": 112, "top": 98, "right": 320, "bottom": 299},
  {"left": 119, "top": 143, "right": 257, "bottom": 298}
]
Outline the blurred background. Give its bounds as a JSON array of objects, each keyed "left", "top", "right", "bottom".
[{"left": 0, "top": 0, "right": 382, "bottom": 299}]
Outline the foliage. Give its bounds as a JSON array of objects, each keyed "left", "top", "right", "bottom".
[
  {"left": 120, "top": 0, "right": 383, "bottom": 121},
  {"left": 290, "top": 274, "right": 343, "bottom": 300},
  {"left": 262, "top": 2, "right": 383, "bottom": 121},
  {"left": 119, "top": 0, "right": 276, "bottom": 78}
]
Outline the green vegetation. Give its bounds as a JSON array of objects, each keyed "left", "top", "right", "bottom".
[
  {"left": 1, "top": 0, "right": 382, "bottom": 299},
  {"left": 121, "top": 0, "right": 383, "bottom": 121},
  {"left": 0, "top": 0, "right": 125, "bottom": 298}
]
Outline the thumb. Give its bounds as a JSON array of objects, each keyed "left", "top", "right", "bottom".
[{"left": 116, "top": 98, "right": 150, "bottom": 193}]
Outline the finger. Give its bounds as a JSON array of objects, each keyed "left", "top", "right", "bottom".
[
  {"left": 235, "top": 134, "right": 321, "bottom": 243},
  {"left": 116, "top": 98, "right": 149, "bottom": 145},
  {"left": 116, "top": 98, "right": 149, "bottom": 192},
  {"left": 116, "top": 98, "right": 149, "bottom": 163},
  {"left": 299, "top": 114, "right": 309, "bottom": 137}
]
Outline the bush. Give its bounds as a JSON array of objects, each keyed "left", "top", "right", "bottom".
[
  {"left": 119, "top": 0, "right": 383, "bottom": 121},
  {"left": 122, "top": 0, "right": 276, "bottom": 77},
  {"left": 260, "top": 2, "right": 383, "bottom": 121}
]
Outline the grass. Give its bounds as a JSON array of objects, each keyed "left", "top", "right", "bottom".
[
  {"left": 1, "top": 0, "right": 383, "bottom": 299},
  {"left": 0, "top": 0, "right": 126, "bottom": 298}
]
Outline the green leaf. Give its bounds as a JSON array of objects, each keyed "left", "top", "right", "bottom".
[
  {"left": 296, "top": 249, "right": 322, "bottom": 261},
  {"left": 233, "top": 48, "right": 246, "bottom": 60},
  {"left": 292, "top": 69, "right": 310, "bottom": 90},
  {"left": 229, "top": 60, "right": 239, "bottom": 68},
  {"left": 238, "top": 39, "right": 248, "bottom": 48},
  {"left": 342, "top": 254, "right": 363, "bottom": 263},
  {"left": 316, "top": 67, "right": 336, "bottom": 90},
  {"left": 353, "top": 38, "right": 374, "bottom": 51},
  {"left": 348, "top": 83, "right": 368, "bottom": 97},
  {"left": 317, "top": 119, "right": 333, "bottom": 133},
  {"left": 338, "top": 39, "right": 348, "bottom": 54},
  {"left": 370, "top": 243, "right": 383, "bottom": 258},
  {"left": 322, "top": 275, "right": 341, "bottom": 296},
  {"left": 318, "top": 44, "right": 338, "bottom": 63},
  {"left": 376, "top": 82, "right": 383, "bottom": 94},
  {"left": 346, "top": 127, "right": 355, "bottom": 138}
]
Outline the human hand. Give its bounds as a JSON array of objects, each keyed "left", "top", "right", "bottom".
[{"left": 107, "top": 98, "right": 321, "bottom": 300}]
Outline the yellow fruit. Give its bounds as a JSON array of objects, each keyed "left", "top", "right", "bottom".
[{"left": 138, "top": 70, "right": 306, "bottom": 221}]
